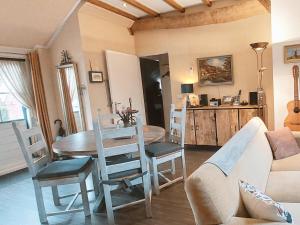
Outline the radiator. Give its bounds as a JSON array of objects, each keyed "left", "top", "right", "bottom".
[{"left": 0, "top": 120, "right": 27, "bottom": 176}]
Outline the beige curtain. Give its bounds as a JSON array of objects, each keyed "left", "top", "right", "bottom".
[
  {"left": 0, "top": 60, "right": 36, "bottom": 114},
  {"left": 28, "top": 51, "right": 53, "bottom": 158},
  {"left": 60, "top": 68, "right": 77, "bottom": 134}
]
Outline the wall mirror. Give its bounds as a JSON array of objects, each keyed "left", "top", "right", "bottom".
[{"left": 57, "top": 63, "right": 85, "bottom": 135}]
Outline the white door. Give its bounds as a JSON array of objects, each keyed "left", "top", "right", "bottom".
[{"left": 105, "top": 50, "right": 146, "bottom": 123}]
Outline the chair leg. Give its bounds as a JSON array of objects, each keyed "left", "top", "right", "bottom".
[
  {"left": 51, "top": 186, "right": 60, "bottom": 206},
  {"left": 181, "top": 149, "right": 187, "bottom": 181},
  {"left": 143, "top": 171, "right": 152, "bottom": 218},
  {"left": 92, "top": 162, "right": 100, "bottom": 197},
  {"left": 171, "top": 159, "right": 176, "bottom": 175},
  {"left": 80, "top": 181, "right": 91, "bottom": 217},
  {"left": 152, "top": 157, "right": 160, "bottom": 195},
  {"left": 103, "top": 184, "right": 115, "bottom": 225},
  {"left": 33, "top": 180, "right": 47, "bottom": 224}
]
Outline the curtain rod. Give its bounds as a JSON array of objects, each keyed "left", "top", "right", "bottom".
[
  {"left": 0, "top": 57, "right": 25, "bottom": 62},
  {"left": 0, "top": 51, "right": 27, "bottom": 55}
]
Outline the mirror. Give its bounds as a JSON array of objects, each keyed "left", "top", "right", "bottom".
[{"left": 57, "top": 63, "right": 85, "bottom": 135}]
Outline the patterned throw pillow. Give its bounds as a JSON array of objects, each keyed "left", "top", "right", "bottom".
[{"left": 239, "top": 180, "right": 292, "bottom": 223}]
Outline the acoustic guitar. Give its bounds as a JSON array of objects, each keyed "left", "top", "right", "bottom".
[{"left": 284, "top": 65, "right": 300, "bottom": 131}]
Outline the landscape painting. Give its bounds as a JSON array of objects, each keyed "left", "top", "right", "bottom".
[
  {"left": 284, "top": 44, "right": 300, "bottom": 64},
  {"left": 197, "top": 55, "right": 233, "bottom": 86}
]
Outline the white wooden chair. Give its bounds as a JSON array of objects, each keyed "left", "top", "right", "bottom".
[
  {"left": 146, "top": 104, "right": 187, "bottom": 195},
  {"left": 93, "top": 113, "right": 152, "bottom": 225},
  {"left": 12, "top": 122, "right": 97, "bottom": 224}
]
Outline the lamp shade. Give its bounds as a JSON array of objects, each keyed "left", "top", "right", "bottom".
[
  {"left": 250, "top": 42, "right": 268, "bottom": 51},
  {"left": 181, "top": 83, "right": 194, "bottom": 93}
]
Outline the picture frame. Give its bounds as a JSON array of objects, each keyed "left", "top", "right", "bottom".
[
  {"left": 284, "top": 44, "right": 300, "bottom": 64},
  {"left": 197, "top": 55, "right": 233, "bottom": 86},
  {"left": 222, "top": 96, "right": 233, "bottom": 105},
  {"left": 89, "top": 71, "right": 103, "bottom": 83}
]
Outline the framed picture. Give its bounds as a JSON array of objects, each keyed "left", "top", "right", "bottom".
[
  {"left": 197, "top": 55, "right": 233, "bottom": 86},
  {"left": 89, "top": 71, "right": 103, "bottom": 83},
  {"left": 284, "top": 44, "right": 300, "bottom": 64}
]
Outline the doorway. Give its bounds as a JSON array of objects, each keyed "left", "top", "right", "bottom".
[{"left": 139, "top": 53, "right": 172, "bottom": 130}]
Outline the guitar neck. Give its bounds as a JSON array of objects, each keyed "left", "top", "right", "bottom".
[
  {"left": 294, "top": 65, "right": 300, "bottom": 102},
  {"left": 294, "top": 76, "right": 299, "bottom": 101}
]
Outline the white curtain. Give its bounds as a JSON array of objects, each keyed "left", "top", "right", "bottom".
[
  {"left": 0, "top": 60, "right": 36, "bottom": 114},
  {"left": 65, "top": 67, "right": 77, "bottom": 102}
]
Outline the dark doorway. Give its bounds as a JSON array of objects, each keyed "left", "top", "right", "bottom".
[
  {"left": 139, "top": 53, "right": 172, "bottom": 129},
  {"left": 140, "top": 58, "right": 165, "bottom": 127}
]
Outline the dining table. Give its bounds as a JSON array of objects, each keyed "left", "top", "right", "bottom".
[
  {"left": 52, "top": 125, "right": 165, "bottom": 213},
  {"left": 53, "top": 125, "right": 165, "bottom": 157}
]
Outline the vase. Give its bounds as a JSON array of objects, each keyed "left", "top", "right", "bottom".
[{"left": 123, "top": 121, "right": 130, "bottom": 127}]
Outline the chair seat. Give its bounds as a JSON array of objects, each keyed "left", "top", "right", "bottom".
[
  {"left": 34, "top": 157, "right": 93, "bottom": 180},
  {"left": 145, "top": 142, "right": 183, "bottom": 157}
]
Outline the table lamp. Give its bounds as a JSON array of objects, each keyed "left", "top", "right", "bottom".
[{"left": 181, "top": 83, "right": 194, "bottom": 107}]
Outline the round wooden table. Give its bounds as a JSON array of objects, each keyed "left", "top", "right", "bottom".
[{"left": 52, "top": 125, "right": 165, "bottom": 157}]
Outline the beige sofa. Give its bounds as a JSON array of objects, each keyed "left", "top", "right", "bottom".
[{"left": 185, "top": 117, "right": 300, "bottom": 225}]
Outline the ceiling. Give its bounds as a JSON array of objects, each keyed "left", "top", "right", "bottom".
[
  {"left": 101, "top": 0, "right": 205, "bottom": 17},
  {"left": 0, "top": 0, "right": 78, "bottom": 49}
]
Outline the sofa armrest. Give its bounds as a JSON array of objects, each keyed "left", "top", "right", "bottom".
[
  {"left": 292, "top": 131, "right": 300, "bottom": 147},
  {"left": 222, "top": 217, "right": 290, "bottom": 225}
]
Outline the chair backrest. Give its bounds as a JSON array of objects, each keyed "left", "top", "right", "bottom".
[
  {"left": 169, "top": 104, "right": 186, "bottom": 147},
  {"left": 12, "top": 121, "right": 50, "bottom": 177},
  {"left": 93, "top": 113, "right": 147, "bottom": 181}
]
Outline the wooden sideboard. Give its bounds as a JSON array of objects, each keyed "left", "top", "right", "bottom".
[{"left": 185, "top": 105, "right": 266, "bottom": 146}]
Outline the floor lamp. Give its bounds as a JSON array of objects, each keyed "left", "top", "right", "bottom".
[{"left": 250, "top": 42, "right": 269, "bottom": 106}]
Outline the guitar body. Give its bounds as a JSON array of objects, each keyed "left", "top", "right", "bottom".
[
  {"left": 284, "top": 100, "right": 300, "bottom": 131},
  {"left": 284, "top": 65, "right": 300, "bottom": 131}
]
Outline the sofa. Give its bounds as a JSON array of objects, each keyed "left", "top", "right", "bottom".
[{"left": 185, "top": 117, "right": 300, "bottom": 225}]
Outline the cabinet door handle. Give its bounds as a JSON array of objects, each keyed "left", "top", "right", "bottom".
[
  {"left": 195, "top": 125, "right": 199, "bottom": 131},
  {"left": 191, "top": 126, "right": 194, "bottom": 131}
]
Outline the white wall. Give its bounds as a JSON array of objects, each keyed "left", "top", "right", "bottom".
[
  {"left": 78, "top": 4, "right": 135, "bottom": 118},
  {"left": 271, "top": 0, "right": 300, "bottom": 129}
]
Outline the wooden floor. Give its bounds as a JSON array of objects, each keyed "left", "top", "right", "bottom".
[{"left": 0, "top": 149, "right": 214, "bottom": 225}]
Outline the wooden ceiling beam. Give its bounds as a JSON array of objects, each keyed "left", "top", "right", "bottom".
[
  {"left": 202, "top": 0, "right": 213, "bottom": 7},
  {"left": 257, "top": 0, "right": 271, "bottom": 12},
  {"left": 131, "top": 0, "right": 266, "bottom": 33},
  {"left": 122, "top": 0, "right": 159, "bottom": 17},
  {"left": 86, "top": 0, "right": 138, "bottom": 21},
  {"left": 163, "top": 0, "right": 185, "bottom": 13}
]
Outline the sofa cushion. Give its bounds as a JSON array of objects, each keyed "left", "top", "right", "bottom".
[
  {"left": 145, "top": 142, "right": 182, "bottom": 157},
  {"left": 266, "top": 127, "right": 300, "bottom": 160},
  {"left": 185, "top": 118, "right": 273, "bottom": 225},
  {"left": 272, "top": 153, "right": 300, "bottom": 171},
  {"left": 239, "top": 180, "right": 292, "bottom": 223},
  {"left": 223, "top": 217, "right": 291, "bottom": 225},
  {"left": 266, "top": 171, "right": 300, "bottom": 203}
]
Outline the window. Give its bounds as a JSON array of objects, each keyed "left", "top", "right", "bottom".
[{"left": 0, "top": 82, "right": 24, "bottom": 122}]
